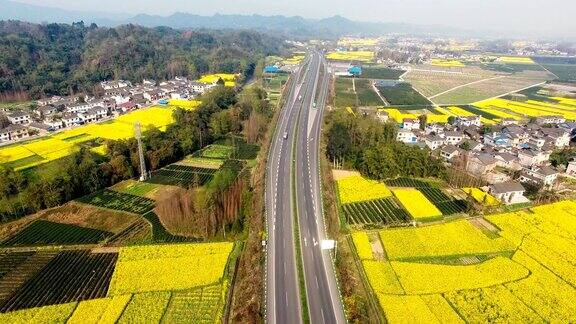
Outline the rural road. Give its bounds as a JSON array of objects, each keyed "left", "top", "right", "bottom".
[{"left": 265, "top": 51, "right": 346, "bottom": 324}]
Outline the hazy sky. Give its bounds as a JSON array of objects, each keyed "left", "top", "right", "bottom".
[{"left": 15, "top": 0, "right": 576, "bottom": 36}]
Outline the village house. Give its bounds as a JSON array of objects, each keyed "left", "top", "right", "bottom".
[
  {"left": 440, "top": 145, "right": 460, "bottom": 160},
  {"left": 396, "top": 129, "right": 417, "bottom": 144},
  {"left": 425, "top": 123, "right": 444, "bottom": 135},
  {"left": 494, "top": 152, "right": 521, "bottom": 170},
  {"left": 7, "top": 111, "right": 31, "bottom": 125},
  {"left": 466, "top": 153, "right": 498, "bottom": 176},
  {"left": 402, "top": 118, "right": 420, "bottom": 130},
  {"left": 36, "top": 105, "right": 57, "bottom": 117},
  {"left": 0, "top": 124, "right": 29, "bottom": 142},
  {"left": 518, "top": 148, "right": 550, "bottom": 167},
  {"left": 62, "top": 113, "right": 82, "bottom": 127},
  {"left": 566, "top": 161, "right": 576, "bottom": 178},
  {"left": 535, "top": 115, "right": 566, "bottom": 125},
  {"left": 539, "top": 128, "right": 570, "bottom": 148},
  {"left": 519, "top": 166, "right": 559, "bottom": 187},
  {"left": 443, "top": 131, "right": 464, "bottom": 146},
  {"left": 101, "top": 80, "right": 132, "bottom": 91},
  {"left": 453, "top": 115, "right": 481, "bottom": 127},
  {"left": 424, "top": 135, "right": 444, "bottom": 150},
  {"left": 489, "top": 181, "right": 528, "bottom": 205}
]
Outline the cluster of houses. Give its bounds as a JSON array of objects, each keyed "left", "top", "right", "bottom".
[
  {"left": 0, "top": 78, "right": 220, "bottom": 144},
  {"left": 372, "top": 110, "right": 576, "bottom": 204}
]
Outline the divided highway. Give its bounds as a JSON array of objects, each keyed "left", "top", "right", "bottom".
[{"left": 265, "top": 51, "right": 345, "bottom": 323}]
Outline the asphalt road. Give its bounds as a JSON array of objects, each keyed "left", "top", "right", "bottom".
[
  {"left": 266, "top": 52, "right": 345, "bottom": 324},
  {"left": 265, "top": 55, "right": 308, "bottom": 324}
]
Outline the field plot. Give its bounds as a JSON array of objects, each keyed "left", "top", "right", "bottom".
[
  {"left": 326, "top": 51, "right": 374, "bottom": 63},
  {"left": 376, "top": 82, "right": 431, "bottom": 106},
  {"left": 108, "top": 242, "right": 233, "bottom": 295},
  {"left": 0, "top": 106, "right": 180, "bottom": 170},
  {"left": 0, "top": 220, "right": 113, "bottom": 247},
  {"left": 77, "top": 190, "right": 155, "bottom": 214},
  {"left": 198, "top": 73, "right": 237, "bottom": 87},
  {"left": 403, "top": 66, "right": 497, "bottom": 98},
  {"left": 333, "top": 77, "right": 357, "bottom": 108},
  {"left": 356, "top": 200, "right": 576, "bottom": 323},
  {"left": 474, "top": 96, "right": 576, "bottom": 121},
  {"left": 360, "top": 67, "right": 405, "bottom": 80},
  {"left": 463, "top": 187, "right": 499, "bottom": 206},
  {"left": 430, "top": 59, "right": 465, "bottom": 68},
  {"left": 385, "top": 177, "right": 436, "bottom": 188},
  {"left": 392, "top": 188, "right": 442, "bottom": 221},
  {"left": 336, "top": 174, "right": 392, "bottom": 204},
  {"left": 342, "top": 198, "right": 411, "bottom": 225},
  {"left": 418, "top": 187, "right": 468, "bottom": 215},
  {"left": 354, "top": 79, "right": 385, "bottom": 106},
  {"left": 163, "top": 282, "right": 228, "bottom": 323},
  {"left": 214, "top": 136, "right": 260, "bottom": 160},
  {"left": 111, "top": 180, "right": 161, "bottom": 198},
  {"left": 432, "top": 73, "right": 552, "bottom": 105},
  {"left": 200, "top": 144, "right": 233, "bottom": 159},
  {"left": 147, "top": 164, "right": 217, "bottom": 187},
  {"left": 0, "top": 250, "right": 117, "bottom": 311}
]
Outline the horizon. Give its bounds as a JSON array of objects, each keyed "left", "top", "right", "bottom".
[{"left": 5, "top": 0, "right": 576, "bottom": 39}]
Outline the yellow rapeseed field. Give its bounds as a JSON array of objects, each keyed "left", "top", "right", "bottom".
[
  {"left": 463, "top": 187, "right": 500, "bottom": 206},
  {"left": 391, "top": 257, "right": 528, "bottom": 294},
  {"left": 497, "top": 56, "right": 535, "bottom": 64},
  {"left": 391, "top": 188, "right": 442, "bottom": 221},
  {"left": 357, "top": 200, "right": 576, "bottom": 323},
  {"left": 430, "top": 59, "right": 465, "bottom": 68},
  {"left": 326, "top": 51, "right": 375, "bottom": 63},
  {"left": 198, "top": 73, "right": 237, "bottom": 87},
  {"left": 0, "top": 106, "right": 182, "bottom": 169},
  {"left": 336, "top": 175, "right": 392, "bottom": 204},
  {"left": 379, "top": 220, "right": 514, "bottom": 260},
  {"left": 352, "top": 232, "right": 373, "bottom": 260},
  {"left": 108, "top": 242, "right": 233, "bottom": 295}
]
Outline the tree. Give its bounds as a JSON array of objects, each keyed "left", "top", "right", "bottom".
[
  {"left": 460, "top": 141, "right": 471, "bottom": 151},
  {"left": 418, "top": 114, "right": 427, "bottom": 130}
]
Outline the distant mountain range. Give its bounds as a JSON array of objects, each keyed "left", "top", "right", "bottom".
[{"left": 0, "top": 0, "right": 495, "bottom": 39}]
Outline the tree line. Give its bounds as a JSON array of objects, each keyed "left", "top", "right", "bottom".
[
  {"left": 0, "top": 86, "right": 273, "bottom": 223},
  {"left": 325, "top": 109, "right": 446, "bottom": 180},
  {"left": 0, "top": 21, "right": 287, "bottom": 99}
]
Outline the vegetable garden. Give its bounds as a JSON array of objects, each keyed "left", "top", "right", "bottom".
[
  {"left": 418, "top": 187, "right": 468, "bottom": 215},
  {"left": 0, "top": 250, "right": 118, "bottom": 311},
  {"left": 342, "top": 198, "right": 410, "bottom": 225},
  {"left": 0, "top": 220, "right": 113, "bottom": 247},
  {"left": 147, "top": 165, "right": 217, "bottom": 187},
  {"left": 77, "top": 190, "right": 155, "bottom": 215}
]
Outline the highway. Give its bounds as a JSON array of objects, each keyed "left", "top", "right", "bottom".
[{"left": 266, "top": 51, "right": 345, "bottom": 324}]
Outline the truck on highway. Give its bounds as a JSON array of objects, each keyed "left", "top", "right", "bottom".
[
  {"left": 298, "top": 95, "right": 302, "bottom": 101},
  {"left": 313, "top": 102, "right": 317, "bottom": 108},
  {"left": 283, "top": 132, "right": 288, "bottom": 140}
]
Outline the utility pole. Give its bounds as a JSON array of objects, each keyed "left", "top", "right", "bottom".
[{"left": 135, "top": 122, "right": 148, "bottom": 181}]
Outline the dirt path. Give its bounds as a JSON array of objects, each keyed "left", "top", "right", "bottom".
[{"left": 371, "top": 80, "right": 389, "bottom": 106}]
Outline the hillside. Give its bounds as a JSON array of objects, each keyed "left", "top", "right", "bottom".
[{"left": 0, "top": 21, "right": 286, "bottom": 99}]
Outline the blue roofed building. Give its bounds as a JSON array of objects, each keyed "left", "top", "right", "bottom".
[
  {"left": 264, "top": 66, "right": 280, "bottom": 73},
  {"left": 348, "top": 66, "right": 362, "bottom": 76}
]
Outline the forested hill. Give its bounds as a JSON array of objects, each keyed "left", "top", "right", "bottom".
[{"left": 0, "top": 21, "right": 286, "bottom": 99}]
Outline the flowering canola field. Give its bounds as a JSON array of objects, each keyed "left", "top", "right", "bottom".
[
  {"left": 0, "top": 106, "right": 182, "bottom": 170},
  {"left": 474, "top": 97, "right": 576, "bottom": 121},
  {"left": 198, "top": 73, "right": 237, "bottom": 87},
  {"left": 463, "top": 187, "right": 500, "bottom": 206},
  {"left": 430, "top": 59, "right": 465, "bottom": 68},
  {"left": 326, "top": 51, "right": 375, "bottom": 63},
  {"left": 392, "top": 188, "right": 442, "bottom": 221},
  {"left": 0, "top": 242, "right": 234, "bottom": 323},
  {"left": 336, "top": 175, "right": 392, "bottom": 204},
  {"left": 354, "top": 200, "right": 576, "bottom": 323}
]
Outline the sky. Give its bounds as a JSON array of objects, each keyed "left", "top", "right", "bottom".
[{"left": 14, "top": 0, "right": 576, "bottom": 37}]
